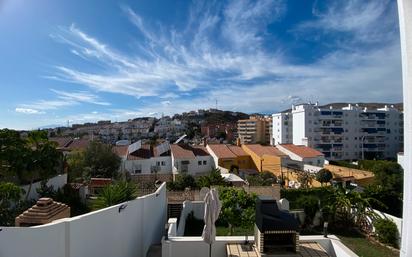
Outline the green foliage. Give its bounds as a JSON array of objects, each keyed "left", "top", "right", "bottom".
[
  {"left": 296, "top": 195, "right": 319, "bottom": 226},
  {"left": 167, "top": 174, "right": 198, "bottom": 191},
  {"left": 218, "top": 187, "right": 257, "bottom": 235},
  {"left": 315, "top": 169, "right": 333, "bottom": 186},
  {"left": 92, "top": 181, "right": 138, "bottom": 209},
  {"left": 36, "top": 184, "right": 90, "bottom": 216},
  {"left": 361, "top": 160, "right": 403, "bottom": 217},
  {"left": 196, "top": 168, "right": 229, "bottom": 188},
  {"left": 83, "top": 141, "right": 121, "bottom": 179},
  {"left": 67, "top": 141, "right": 121, "bottom": 181},
  {"left": 374, "top": 218, "right": 398, "bottom": 248},
  {"left": 281, "top": 187, "right": 332, "bottom": 209},
  {"left": 0, "top": 182, "right": 31, "bottom": 226},
  {"left": 246, "top": 171, "right": 277, "bottom": 186}
]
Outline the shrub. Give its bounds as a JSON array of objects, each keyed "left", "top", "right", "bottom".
[
  {"left": 295, "top": 195, "right": 319, "bottom": 226},
  {"left": 374, "top": 218, "right": 399, "bottom": 248}
]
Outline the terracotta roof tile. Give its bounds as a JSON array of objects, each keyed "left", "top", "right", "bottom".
[
  {"left": 227, "top": 145, "right": 248, "bottom": 156},
  {"left": 112, "top": 145, "right": 128, "bottom": 157},
  {"left": 170, "top": 144, "right": 196, "bottom": 159},
  {"left": 278, "top": 144, "right": 324, "bottom": 158},
  {"left": 244, "top": 144, "right": 287, "bottom": 157},
  {"left": 208, "top": 144, "right": 236, "bottom": 159}
]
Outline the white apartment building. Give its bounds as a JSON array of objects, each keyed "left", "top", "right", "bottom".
[{"left": 273, "top": 103, "right": 403, "bottom": 161}]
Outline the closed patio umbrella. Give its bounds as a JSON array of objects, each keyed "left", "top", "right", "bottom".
[{"left": 202, "top": 188, "right": 221, "bottom": 257}]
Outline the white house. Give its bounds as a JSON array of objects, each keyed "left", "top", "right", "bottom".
[
  {"left": 276, "top": 144, "right": 325, "bottom": 168},
  {"left": 122, "top": 141, "right": 172, "bottom": 175},
  {"left": 170, "top": 144, "right": 214, "bottom": 176}
]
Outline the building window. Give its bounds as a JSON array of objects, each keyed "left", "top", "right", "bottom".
[
  {"left": 161, "top": 161, "right": 166, "bottom": 166},
  {"left": 198, "top": 161, "right": 202, "bottom": 165},
  {"left": 134, "top": 169, "right": 141, "bottom": 174},
  {"left": 203, "top": 160, "right": 207, "bottom": 165},
  {"left": 156, "top": 161, "right": 160, "bottom": 166}
]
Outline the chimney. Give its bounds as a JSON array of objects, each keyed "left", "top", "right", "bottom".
[{"left": 236, "top": 137, "right": 241, "bottom": 147}]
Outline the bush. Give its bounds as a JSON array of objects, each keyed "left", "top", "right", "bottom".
[
  {"left": 295, "top": 195, "right": 319, "bottom": 226},
  {"left": 281, "top": 187, "right": 333, "bottom": 209},
  {"left": 167, "top": 174, "right": 197, "bottom": 191},
  {"left": 374, "top": 218, "right": 398, "bottom": 248}
]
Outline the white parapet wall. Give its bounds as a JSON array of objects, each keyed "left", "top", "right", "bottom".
[
  {"left": 0, "top": 182, "right": 167, "bottom": 257},
  {"left": 162, "top": 235, "right": 358, "bottom": 257},
  {"left": 20, "top": 173, "right": 68, "bottom": 200}
]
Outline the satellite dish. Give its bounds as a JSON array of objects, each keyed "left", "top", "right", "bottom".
[{"left": 199, "top": 187, "right": 210, "bottom": 201}]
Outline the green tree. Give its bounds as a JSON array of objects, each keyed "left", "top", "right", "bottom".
[
  {"left": 167, "top": 174, "right": 197, "bottom": 191},
  {"left": 315, "top": 168, "right": 333, "bottom": 186},
  {"left": 82, "top": 141, "right": 121, "bottom": 179},
  {"left": 218, "top": 187, "right": 257, "bottom": 235},
  {"left": 246, "top": 171, "right": 277, "bottom": 186},
  {"left": 0, "top": 182, "right": 24, "bottom": 226},
  {"left": 196, "top": 168, "right": 228, "bottom": 188},
  {"left": 92, "top": 181, "right": 137, "bottom": 209}
]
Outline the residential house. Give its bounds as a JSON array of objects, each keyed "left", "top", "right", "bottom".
[
  {"left": 241, "top": 144, "right": 288, "bottom": 176},
  {"left": 170, "top": 144, "right": 214, "bottom": 176},
  {"left": 206, "top": 144, "right": 253, "bottom": 173},
  {"left": 276, "top": 144, "right": 325, "bottom": 170}
]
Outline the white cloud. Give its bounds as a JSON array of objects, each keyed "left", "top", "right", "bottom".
[
  {"left": 32, "top": 0, "right": 401, "bottom": 126},
  {"left": 15, "top": 108, "right": 45, "bottom": 115},
  {"left": 17, "top": 89, "right": 111, "bottom": 113}
]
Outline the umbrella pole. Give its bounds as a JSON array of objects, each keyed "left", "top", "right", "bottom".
[{"left": 209, "top": 243, "right": 212, "bottom": 257}]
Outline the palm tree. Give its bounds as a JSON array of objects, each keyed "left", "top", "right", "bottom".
[{"left": 92, "top": 181, "right": 137, "bottom": 209}]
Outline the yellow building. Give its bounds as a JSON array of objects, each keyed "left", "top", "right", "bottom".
[
  {"left": 206, "top": 144, "right": 253, "bottom": 172},
  {"left": 237, "top": 116, "right": 272, "bottom": 144},
  {"left": 241, "top": 144, "right": 287, "bottom": 176}
]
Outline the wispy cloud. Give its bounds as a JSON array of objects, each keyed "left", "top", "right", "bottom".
[
  {"left": 16, "top": 89, "right": 110, "bottom": 114},
  {"left": 15, "top": 108, "right": 45, "bottom": 115},
  {"left": 35, "top": 0, "right": 401, "bottom": 123}
]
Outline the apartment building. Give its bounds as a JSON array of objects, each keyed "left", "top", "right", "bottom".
[
  {"left": 237, "top": 116, "right": 272, "bottom": 144},
  {"left": 273, "top": 103, "right": 403, "bottom": 160}
]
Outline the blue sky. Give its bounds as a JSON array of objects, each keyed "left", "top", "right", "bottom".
[{"left": 0, "top": 0, "right": 402, "bottom": 130}]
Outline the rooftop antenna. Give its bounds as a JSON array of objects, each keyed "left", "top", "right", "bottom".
[{"left": 215, "top": 99, "right": 218, "bottom": 110}]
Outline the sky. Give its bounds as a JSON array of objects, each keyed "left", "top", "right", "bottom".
[{"left": 0, "top": 0, "right": 402, "bottom": 130}]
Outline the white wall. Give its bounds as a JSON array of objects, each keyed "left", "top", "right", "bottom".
[
  {"left": 398, "top": 0, "right": 412, "bottom": 256},
  {"left": 124, "top": 156, "right": 172, "bottom": 174},
  {"left": 21, "top": 173, "right": 68, "bottom": 200},
  {"left": 0, "top": 183, "right": 167, "bottom": 257},
  {"left": 162, "top": 235, "right": 358, "bottom": 257},
  {"left": 173, "top": 156, "right": 214, "bottom": 176}
]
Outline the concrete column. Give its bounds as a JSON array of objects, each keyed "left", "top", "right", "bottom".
[{"left": 398, "top": 0, "right": 412, "bottom": 256}]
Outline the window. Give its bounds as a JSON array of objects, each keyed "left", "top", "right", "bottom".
[
  {"left": 161, "top": 161, "right": 166, "bottom": 166},
  {"left": 134, "top": 169, "right": 141, "bottom": 174},
  {"left": 203, "top": 160, "right": 207, "bottom": 165},
  {"left": 156, "top": 161, "right": 160, "bottom": 166},
  {"left": 198, "top": 161, "right": 202, "bottom": 165}
]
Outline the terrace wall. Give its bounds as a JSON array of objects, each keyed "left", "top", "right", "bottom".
[{"left": 0, "top": 183, "right": 167, "bottom": 257}]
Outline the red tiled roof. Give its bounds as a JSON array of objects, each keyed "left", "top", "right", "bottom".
[
  {"left": 49, "top": 137, "right": 72, "bottom": 148},
  {"left": 208, "top": 144, "right": 236, "bottom": 159},
  {"left": 227, "top": 145, "right": 248, "bottom": 157},
  {"left": 278, "top": 144, "right": 324, "bottom": 158},
  {"left": 244, "top": 144, "right": 287, "bottom": 157},
  {"left": 170, "top": 144, "right": 196, "bottom": 159},
  {"left": 112, "top": 145, "right": 128, "bottom": 157},
  {"left": 67, "top": 139, "right": 91, "bottom": 151}
]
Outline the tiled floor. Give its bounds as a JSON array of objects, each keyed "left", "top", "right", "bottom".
[{"left": 226, "top": 242, "right": 329, "bottom": 257}]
